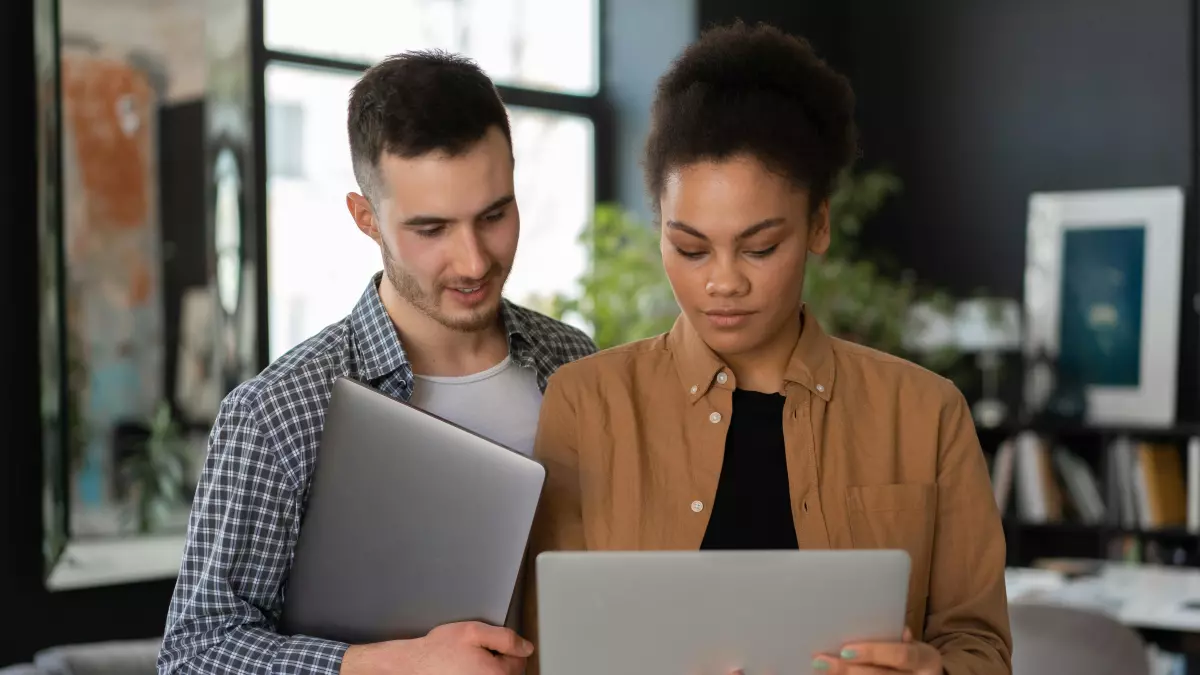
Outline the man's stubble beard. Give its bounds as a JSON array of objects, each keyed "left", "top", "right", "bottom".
[{"left": 381, "top": 240, "right": 503, "bottom": 334}]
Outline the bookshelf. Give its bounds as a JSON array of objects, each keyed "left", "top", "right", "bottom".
[{"left": 980, "top": 422, "right": 1200, "bottom": 568}]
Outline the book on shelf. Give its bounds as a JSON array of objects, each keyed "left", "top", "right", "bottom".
[
  {"left": 1189, "top": 437, "right": 1200, "bottom": 532},
  {"left": 990, "top": 431, "right": 1200, "bottom": 533}
]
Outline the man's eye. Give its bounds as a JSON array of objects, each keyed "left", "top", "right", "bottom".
[
  {"left": 415, "top": 226, "right": 445, "bottom": 238},
  {"left": 482, "top": 210, "right": 506, "bottom": 223}
]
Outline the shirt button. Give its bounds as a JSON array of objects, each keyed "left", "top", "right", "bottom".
[
  {"left": 709, "top": 412, "right": 722, "bottom": 424},
  {"left": 816, "top": 384, "right": 825, "bottom": 393},
  {"left": 691, "top": 500, "right": 704, "bottom": 513},
  {"left": 689, "top": 385, "right": 698, "bottom": 395},
  {"left": 716, "top": 371, "right": 728, "bottom": 385}
]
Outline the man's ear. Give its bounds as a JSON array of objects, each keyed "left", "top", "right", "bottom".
[
  {"left": 808, "top": 200, "right": 831, "bottom": 256},
  {"left": 346, "top": 192, "right": 382, "bottom": 244}
]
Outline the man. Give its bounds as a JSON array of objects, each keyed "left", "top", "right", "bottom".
[{"left": 158, "top": 50, "right": 596, "bottom": 675}]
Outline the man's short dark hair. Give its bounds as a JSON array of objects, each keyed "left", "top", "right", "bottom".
[
  {"left": 644, "top": 21, "right": 858, "bottom": 214},
  {"left": 347, "top": 50, "right": 511, "bottom": 203}
]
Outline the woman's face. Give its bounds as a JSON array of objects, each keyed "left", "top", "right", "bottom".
[{"left": 659, "top": 154, "right": 830, "bottom": 358}]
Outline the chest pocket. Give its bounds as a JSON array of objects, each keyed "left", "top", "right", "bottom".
[{"left": 845, "top": 483, "right": 937, "bottom": 638}]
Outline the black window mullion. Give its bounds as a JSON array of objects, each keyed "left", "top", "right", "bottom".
[
  {"left": 262, "top": 49, "right": 602, "bottom": 118},
  {"left": 263, "top": 49, "right": 371, "bottom": 74}
]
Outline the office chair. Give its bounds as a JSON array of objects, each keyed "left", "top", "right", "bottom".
[{"left": 1009, "top": 602, "right": 1150, "bottom": 675}]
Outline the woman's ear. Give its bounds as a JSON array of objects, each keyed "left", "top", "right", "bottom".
[
  {"left": 808, "top": 200, "right": 831, "bottom": 256},
  {"left": 346, "top": 192, "right": 382, "bottom": 244}
]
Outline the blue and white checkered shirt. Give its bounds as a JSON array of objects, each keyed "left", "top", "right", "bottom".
[{"left": 158, "top": 273, "right": 596, "bottom": 674}]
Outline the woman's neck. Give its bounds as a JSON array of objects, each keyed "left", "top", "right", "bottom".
[{"left": 719, "top": 313, "right": 803, "bottom": 394}]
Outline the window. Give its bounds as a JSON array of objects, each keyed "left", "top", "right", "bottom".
[
  {"left": 267, "top": 102, "right": 305, "bottom": 178},
  {"left": 264, "top": 0, "right": 599, "bottom": 95},
  {"left": 260, "top": 3, "right": 605, "bottom": 361},
  {"left": 265, "top": 65, "right": 379, "bottom": 359},
  {"left": 505, "top": 107, "right": 594, "bottom": 310}
]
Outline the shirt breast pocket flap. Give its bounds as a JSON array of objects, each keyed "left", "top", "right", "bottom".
[{"left": 845, "top": 483, "right": 937, "bottom": 609}]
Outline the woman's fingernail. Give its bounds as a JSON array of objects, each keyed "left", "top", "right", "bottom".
[
  {"left": 840, "top": 648, "right": 857, "bottom": 659},
  {"left": 812, "top": 659, "right": 830, "bottom": 671}
]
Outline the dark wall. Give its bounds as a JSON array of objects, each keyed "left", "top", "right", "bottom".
[
  {"left": 605, "top": 0, "right": 697, "bottom": 220},
  {"left": 699, "top": 0, "right": 1199, "bottom": 420},
  {"left": 700, "top": 0, "right": 1192, "bottom": 296}
]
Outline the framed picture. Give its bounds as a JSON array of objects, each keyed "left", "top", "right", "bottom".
[{"left": 1024, "top": 187, "right": 1185, "bottom": 427}]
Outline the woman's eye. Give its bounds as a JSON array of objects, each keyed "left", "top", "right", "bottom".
[
  {"left": 674, "top": 247, "right": 705, "bottom": 260},
  {"left": 746, "top": 244, "right": 778, "bottom": 258}
]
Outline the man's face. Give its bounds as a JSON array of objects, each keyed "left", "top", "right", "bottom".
[
  {"left": 348, "top": 127, "right": 519, "bottom": 333},
  {"left": 659, "top": 154, "right": 830, "bottom": 357}
]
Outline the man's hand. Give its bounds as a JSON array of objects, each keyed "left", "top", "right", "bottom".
[
  {"left": 810, "top": 627, "right": 942, "bottom": 674},
  {"left": 339, "top": 621, "right": 533, "bottom": 675}
]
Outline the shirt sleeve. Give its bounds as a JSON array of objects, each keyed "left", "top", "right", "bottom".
[
  {"left": 157, "top": 394, "right": 348, "bottom": 674},
  {"left": 925, "top": 381, "right": 1014, "bottom": 675},
  {"left": 523, "top": 373, "right": 587, "bottom": 675}
]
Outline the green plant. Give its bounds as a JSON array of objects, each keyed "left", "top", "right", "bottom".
[
  {"left": 804, "top": 169, "right": 960, "bottom": 373},
  {"left": 538, "top": 169, "right": 962, "bottom": 373},
  {"left": 529, "top": 204, "right": 679, "bottom": 350},
  {"left": 120, "top": 402, "right": 191, "bottom": 535}
]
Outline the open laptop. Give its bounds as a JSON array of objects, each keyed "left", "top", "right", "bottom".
[
  {"left": 536, "top": 549, "right": 910, "bottom": 675},
  {"left": 277, "top": 376, "right": 546, "bottom": 644}
]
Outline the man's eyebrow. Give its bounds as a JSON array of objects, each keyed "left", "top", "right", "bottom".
[
  {"left": 403, "top": 213, "right": 452, "bottom": 226},
  {"left": 402, "top": 194, "right": 516, "bottom": 227},
  {"left": 475, "top": 194, "right": 515, "bottom": 218},
  {"left": 665, "top": 217, "right": 785, "bottom": 240}
]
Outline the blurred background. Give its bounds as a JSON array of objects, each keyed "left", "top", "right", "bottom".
[{"left": 3, "top": 0, "right": 1200, "bottom": 673}]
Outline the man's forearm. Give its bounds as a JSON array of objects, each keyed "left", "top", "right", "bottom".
[{"left": 160, "top": 625, "right": 349, "bottom": 675}]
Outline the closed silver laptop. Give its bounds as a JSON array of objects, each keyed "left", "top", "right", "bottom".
[
  {"left": 278, "top": 376, "right": 546, "bottom": 644},
  {"left": 536, "top": 549, "right": 910, "bottom": 675}
]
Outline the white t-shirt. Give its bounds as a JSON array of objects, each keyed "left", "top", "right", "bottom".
[{"left": 407, "top": 355, "right": 543, "bottom": 456}]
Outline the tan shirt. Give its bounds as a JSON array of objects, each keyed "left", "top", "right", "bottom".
[{"left": 525, "top": 310, "right": 1012, "bottom": 675}]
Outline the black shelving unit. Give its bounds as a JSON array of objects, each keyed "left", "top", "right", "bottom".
[
  {"left": 977, "top": 422, "right": 1200, "bottom": 568},
  {"left": 983, "top": 422, "right": 1200, "bottom": 671}
]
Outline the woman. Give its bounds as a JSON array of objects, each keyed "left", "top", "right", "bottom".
[{"left": 525, "top": 21, "right": 1012, "bottom": 675}]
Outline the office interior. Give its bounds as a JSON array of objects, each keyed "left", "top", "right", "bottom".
[{"left": 3, "top": 0, "right": 1200, "bottom": 673}]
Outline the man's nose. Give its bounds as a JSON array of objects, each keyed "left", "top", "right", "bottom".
[{"left": 451, "top": 226, "right": 492, "bottom": 280}]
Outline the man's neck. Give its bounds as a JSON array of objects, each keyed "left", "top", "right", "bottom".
[{"left": 378, "top": 280, "right": 509, "bottom": 377}]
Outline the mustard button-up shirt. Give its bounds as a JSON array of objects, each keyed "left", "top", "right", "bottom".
[{"left": 526, "top": 309, "right": 1012, "bottom": 675}]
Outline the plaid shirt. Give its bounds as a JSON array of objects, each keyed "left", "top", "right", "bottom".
[{"left": 158, "top": 273, "right": 596, "bottom": 674}]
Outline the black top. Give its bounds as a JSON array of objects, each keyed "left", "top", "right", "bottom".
[{"left": 700, "top": 389, "right": 799, "bottom": 550}]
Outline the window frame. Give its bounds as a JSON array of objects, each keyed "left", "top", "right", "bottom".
[{"left": 249, "top": 0, "right": 612, "bottom": 369}]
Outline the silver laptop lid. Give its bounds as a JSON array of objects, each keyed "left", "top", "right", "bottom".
[
  {"left": 279, "top": 376, "right": 546, "bottom": 644},
  {"left": 536, "top": 549, "right": 910, "bottom": 675}
]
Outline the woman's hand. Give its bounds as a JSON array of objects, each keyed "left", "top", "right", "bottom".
[{"left": 811, "top": 627, "right": 942, "bottom": 674}]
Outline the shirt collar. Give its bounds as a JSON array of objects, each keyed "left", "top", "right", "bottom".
[
  {"left": 348, "top": 273, "right": 410, "bottom": 381},
  {"left": 498, "top": 298, "right": 536, "bottom": 362},
  {"left": 348, "top": 272, "right": 540, "bottom": 380},
  {"left": 667, "top": 304, "right": 836, "bottom": 403}
]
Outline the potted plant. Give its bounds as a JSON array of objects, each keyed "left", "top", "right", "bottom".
[{"left": 120, "top": 402, "right": 192, "bottom": 535}]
